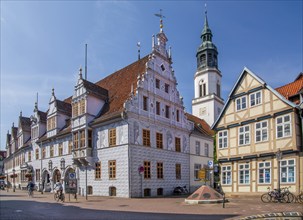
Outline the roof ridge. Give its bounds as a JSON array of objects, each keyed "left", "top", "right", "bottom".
[{"left": 95, "top": 54, "right": 150, "bottom": 85}]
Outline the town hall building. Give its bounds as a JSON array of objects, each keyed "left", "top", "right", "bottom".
[{"left": 4, "top": 16, "right": 214, "bottom": 197}]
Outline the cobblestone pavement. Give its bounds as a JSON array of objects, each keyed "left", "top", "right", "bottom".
[{"left": 0, "top": 190, "right": 302, "bottom": 220}]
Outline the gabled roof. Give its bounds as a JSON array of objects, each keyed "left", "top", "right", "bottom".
[
  {"left": 186, "top": 113, "right": 214, "bottom": 137},
  {"left": 20, "top": 116, "right": 31, "bottom": 132},
  {"left": 82, "top": 79, "right": 108, "bottom": 100},
  {"left": 38, "top": 110, "right": 47, "bottom": 123},
  {"left": 92, "top": 55, "right": 150, "bottom": 124},
  {"left": 212, "top": 67, "right": 297, "bottom": 129},
  {"left": 56, "top": 99, "right": 72, "bottom": 117},
  {"left": 39, "top": 120, "right": 71, "bottom": 143},
  {"left": 11, "top": 127, "right": 18, "bottom": 140},
  {"left": 275, "top": 72, "right": 303, "bottom": 103}
]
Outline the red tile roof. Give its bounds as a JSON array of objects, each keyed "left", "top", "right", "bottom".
[
  {"left": 92, "top": 55, "right": 150, "bottom": 123},
  {"left": 186, "top": 113, "right": 214, "bottom": 137},
  {"left": 275, "top": 73, "right": 303, "bottom": 104}
]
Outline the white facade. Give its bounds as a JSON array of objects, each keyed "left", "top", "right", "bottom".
[{"left": 4, "top": 22, "right": 214, "bottom": 198}]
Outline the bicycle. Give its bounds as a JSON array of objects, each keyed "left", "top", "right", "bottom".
[
  {"left": 173, "top": 185, "right": 189, "bottom": 195},
  {"left": 261, "top": 187, "right": 288, "bottom": 203},
  {"left": 28, "top": 188, "right": 34, "bottom": 197},
  {"left": 281, "top": 186, "right": 295, "bottom": 203},
  {"left": 54, "top": 191, "right": 65, "bottom": 202},
  {"left": 295, "top": 191, "right": 303, "bottom": 203}
]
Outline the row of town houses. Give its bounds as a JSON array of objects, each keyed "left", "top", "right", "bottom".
[{"left": 3, "top": 12, "right": 303, "bottom": 197}]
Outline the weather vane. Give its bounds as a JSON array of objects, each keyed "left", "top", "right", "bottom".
[
  {"left": 154, "top": 9, "right": 165, "bottom": 32},
  {"left": 205, "top": 3, "right": 207, "bottom": 15}
]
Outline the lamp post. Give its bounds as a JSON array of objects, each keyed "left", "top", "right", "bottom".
[
  {"left": 12, "top": 169, "right": 15, "bottom": 192},
  {"left": 276, "top": 149, "right": 282, "bottom": 196}
]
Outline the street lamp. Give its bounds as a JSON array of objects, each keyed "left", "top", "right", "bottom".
[
  {"left": 276, "top": 149, "right": 282, "bottom": 196},
  {"left": 12, "top": 169, "right": 15, "bottom": 192}
]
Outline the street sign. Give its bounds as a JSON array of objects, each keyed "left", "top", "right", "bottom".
[
  {"left": 65, "top": 172, "right": 77, "bottom": 194},
  {"left": 208, "top": 160, "right": 213, "bottom": 168}
]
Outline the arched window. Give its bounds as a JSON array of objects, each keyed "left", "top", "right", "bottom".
[
  {"left": 109, "top": 186, "right": 116, "bottom": 196},
  {"left": 53, "top": 169, "right": 61, "bottom": 183},
  {"left": 88, "top": 186, "right": 93, "bottom": 195},
  {"left": 200, "top": 54, "right": 206, "bottom": 67},
  {"left": 157, "top": 188, "right": 163, "bottom": 196},
  {"left": 208, "top": 53, "right": 213, "bottom": 66},
  {"left": 199, "top": 80, "right": 207, "bottom": 97}
]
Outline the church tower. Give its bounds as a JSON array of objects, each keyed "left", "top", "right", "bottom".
[{"left": 192, "top": 9, "right": 224, "bottom": 126}]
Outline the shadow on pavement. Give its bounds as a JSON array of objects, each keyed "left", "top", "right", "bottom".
[{"left": 1, "top": 200, "right": 239, "bottom": 220}]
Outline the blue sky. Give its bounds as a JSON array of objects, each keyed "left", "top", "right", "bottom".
[{"left": 1, "top": 1, "right": 302, "bottom": 150}]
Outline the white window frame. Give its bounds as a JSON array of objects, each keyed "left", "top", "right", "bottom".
[
  {"left": 250, "top": 91, "right": 262, "bottom": 107},
  {"left": 195, "top": 141, "right": 200, "bottom": 155},
  {"left": 255, "top": 120, "right": 268, "bottom": 143},
  {"left": 204, "top": 143, "right": 209, "bottom": 157},
  {"left": 280, "top": 159, "right": 295, "bottom": 183},
  {"left": 194, "top": 164, "right": 201, "bottom": 181},
  {"left": 258, "top": 161, "right": 271, "bottom": 184},
  {"left": 221, "top": 165, "right": 232, "bottom": 185},
  {"left": 239, "top": 125, "right": 250, "bottom": 146},
  {"left": 276, "top": 114, "right": 291, "bottom": 139},
  {"left": 236, "top": 96, "right": 247, "bottom": 111},
  {"left": 218, "top": 130, "right": 228, "bottom": 149},
  {"left": 239, "top": 163, "right": 250, "bottom": 185}
]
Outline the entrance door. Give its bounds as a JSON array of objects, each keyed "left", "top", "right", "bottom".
[{"left": 53, "top": 169, "right": 61, "bottom": 183}]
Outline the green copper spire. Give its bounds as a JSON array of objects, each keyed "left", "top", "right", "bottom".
[
  {"left": 196, "top": 7, "right": 218, "bottom": 69},
  {"left": 201, "top": 9, "right": 212, "bottom": 40}
]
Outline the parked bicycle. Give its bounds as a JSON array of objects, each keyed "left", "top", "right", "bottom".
[
  {"left": 261, "top": 187, "right": 288, "bottom": 203},
  {"left": 296, "top": 191, "right": 303, "bottom": 203},
  {"left": 173, "top": 185, "right": 189, "bottom": 195},
  {"left": 54, "top": 191, "right": 65, "bottom": 202},
  {"left": 281, "top": 186, "right": 295, "bottom": 203}
]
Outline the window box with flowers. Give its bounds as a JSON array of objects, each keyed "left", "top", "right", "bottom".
[
  {"left": 10, "top": 174, "right": 17, "bottom": 178},
  {"left": 25, "top": 173, "right": 32, "bottom": 178}
]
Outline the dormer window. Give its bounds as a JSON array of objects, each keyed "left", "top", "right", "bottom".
[
  {"left": 31, "top": 126, "right": 39, "bottom": 139},
  {"left": 47, "top": 116, "right": 56, "bottom": 131},
  {"left": 73, "top": 99, "right": 86, "bottom": 117},
  {"left": 72, "top": 102, "right": 79, "bottom": 117},
  {"left": 18, "top": 135, "right": 23, "bottom": 148},
  {"left": 160, "top": 64, "right": 165, "bottom": 71},
  {"left": 80, "top": 99, "right": 86, "bottom": 115}
]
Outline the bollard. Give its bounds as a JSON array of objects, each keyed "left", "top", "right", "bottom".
[{"left": 223, "top": 193, "right": 225, "bottom": 208}]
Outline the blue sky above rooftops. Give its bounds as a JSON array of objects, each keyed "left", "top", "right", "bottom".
[{"left": 0, "top": 1, "right": 302, "bottom": 150}]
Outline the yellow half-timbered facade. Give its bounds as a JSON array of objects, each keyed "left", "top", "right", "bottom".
[{"left": 212, "top": 67, "right": 303, "bottom": 195}]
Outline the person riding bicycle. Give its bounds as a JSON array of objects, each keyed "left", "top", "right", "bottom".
[
  {"left": 27, "top": 181, "right": 35, "bottom": 194},
  {"left": 54, "top": 181, "right": 63, "bottom": 196}
]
